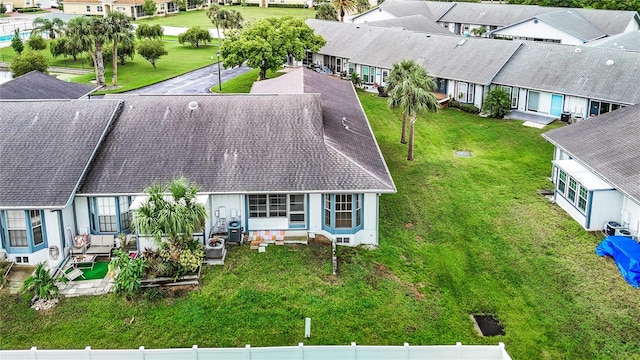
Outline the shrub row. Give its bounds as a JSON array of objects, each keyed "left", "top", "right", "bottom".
[
  {"left": 449, "top": 99, "right": 480, "bottom": 114},
  {"left": 262, "top": 3, "right": 308, "bottom": 8},
  {"left": 16, "top": 7, "right": 41, "bottom": 12}
]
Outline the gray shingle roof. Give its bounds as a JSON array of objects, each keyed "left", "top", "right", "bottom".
[
  {"left": 492, "top": 42, "right": 640, "bottom": 104},
  {"left": 0, "top": 71, "right": 99, "bottom": 100},
  {"left": 307, "top": 20, "right": 521, "bottom": 85},
  {"left": 534, "top": 10, "right": 606, "bottom": 42},
  {"left": 586, "top": 32, "right": 640, "bottom": 52},
  {"left": 0, "top": 99, "right": 123, "bottom": 208},
  {"left": 379, "top": 0, "right": 436, "bottom": 19},
  {"left": 365, "top": 15, "right": 452, "bottom": 35},
  {"left": 80, "top": 92, "right": 395, "bottom": 195},
  {"left": 542, "top": 104, "right": 640, "bottom": 203}
]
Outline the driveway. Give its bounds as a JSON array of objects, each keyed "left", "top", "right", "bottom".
[{"left": 127, "top": 63, "right": 252, "bottom": 94}]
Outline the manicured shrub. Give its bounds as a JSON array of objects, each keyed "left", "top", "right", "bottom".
[{"left": 460, "top": 103, "right": 481, "bottom": 114}]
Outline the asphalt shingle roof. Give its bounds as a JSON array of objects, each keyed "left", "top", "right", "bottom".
[
  {"left": 492, "top": 43, "right": 640, "bottom": 104},
  {"left": 586, "top": 32, "right": 640, "bottom": 52},
  {"left": 542, "top": 104, "right": 640, "bottom": 203},
  {"left": 0, "top": 71, "right": 99, "bottom": 100},
  {"left": 0, "top": 99, "right": 123, "bottom": 208},
  {"left": 365, "top": 15, "right": 452, "bottom": 35},
  {"left": 80, "top": 91, "right": 395, "bottom": 195},
  {"left": 534, "top": 10, "right": 606, "bottom": 42}
]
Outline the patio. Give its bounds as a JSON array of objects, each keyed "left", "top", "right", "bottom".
[{"left": 57, "top": 277, "right": 113, "bottom": 297}]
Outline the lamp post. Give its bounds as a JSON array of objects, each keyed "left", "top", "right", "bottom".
[{"left": 216, "top": 50, "right": 222, "bottom": 92}]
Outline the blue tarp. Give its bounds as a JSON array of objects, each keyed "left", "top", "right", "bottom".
[{"left": 596, "top": 236, "right": 640, "bottom": 288}]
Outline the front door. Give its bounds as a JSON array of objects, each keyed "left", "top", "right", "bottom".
[
  {"left": 550, "top": 94, "right": 563, "bottom": 117},
  {"left": 527, "top": 91, "right": 539, "bottom": 112}
]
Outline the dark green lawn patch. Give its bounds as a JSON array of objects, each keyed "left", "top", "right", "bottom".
[
  {"left": 66, "top": 262, "right": 108, "bottom": 281},
  {"left": 2, "top": 89, "right": 640, "bottom": 359},
  {"left": 211, "top": 68, "right": 285, "bottom": 94}
]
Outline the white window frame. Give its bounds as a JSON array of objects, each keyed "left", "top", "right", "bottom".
[
  {"left": 335, "top": 194, "right": 353, "bottom": 229},
  {"left": 288, "top": 194, "right": 306, "bottom": 226},
  {"left": 6, "top": 211, "right": 28, "bottom": 247},
  {"left": 86, "top": 5, "right": 91, "bottom": 12}
]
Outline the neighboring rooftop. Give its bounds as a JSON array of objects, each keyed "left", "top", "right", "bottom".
[
  {"left": 365, "top": 15, "right": 452, "bottom": 35},
  {"left": 542, "top": 104, "right": 640, "bottom": 204},
  {"left": 0, "top": 71, "right": 99, "bottom": 100},
  {"left": 585, "top": 32, "right": 640, "bottom": 52}
]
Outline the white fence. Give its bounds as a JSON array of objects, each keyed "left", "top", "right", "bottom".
[{"left": 1, "top": 343, "right": 512, "bottom": 360}]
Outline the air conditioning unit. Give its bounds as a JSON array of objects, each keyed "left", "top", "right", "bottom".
[
  {"left": 605, "top": 221, "right": 625, "bottom": 236},
  {"left": 615, "top": 228, "right": 633, "bottom": 238}
]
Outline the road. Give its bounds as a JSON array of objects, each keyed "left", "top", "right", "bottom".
[{"left": 126, "top": 62, "right": 252, "bottom": 94}]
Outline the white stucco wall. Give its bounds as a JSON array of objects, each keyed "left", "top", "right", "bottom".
[
  {"left": 209, "top": 194, "right": 243, "bottom": 232},
  {"left": 492, "top": 19, "right": 584, "bottom": 45},
  {"left": 589, "top": 190, "right": 624, "bottom": 230},
  {"left": 563, "top": 95, "right": 588, "bottom": 117}
]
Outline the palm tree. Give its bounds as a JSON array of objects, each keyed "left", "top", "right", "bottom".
[
  {"left": 315, "top": 3, "right": 338, "bottom": 21},
  {"left": 106, "top": 12, "right": 133, "bottom": 86},
  {"left": 207, "top": 4, "right": 243, "bottom": 45},
  {"left": 135, "top": 177, "right": 207, "bottom": 247},
  {"left": 21, "top": 263, "right": 60, "bottom": 301},
  {"left": 31, "top": 17, "right": 64, "bottom": 39},
  {"left": 356, "top": 0, "right": 370, "bottom": 14},
  {"left": 331, "top": 0, "right": 357, "bottom": 22},
  {"left": 386, "top": 59, "right": 422, "bottom": 144},
  {"left": 66, "top": 16, "right": 108, "bottom": 86},
  {"left": 387, "top": 60, "right": 440, "bottom": 161}
]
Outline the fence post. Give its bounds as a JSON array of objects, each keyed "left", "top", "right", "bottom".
[
  {"left": 245, "top": 344, "right": 251, "bottom": 360},
  {"left": 85, "top": 346, "right": 91, "bottom": 360},
  {"left": 139, "top": 346, "right": 145, "bottom": 360},
  {"left": 299, "top": 343, "right": 304, "bottom": 360},
  {"left": 30, "top": 346, "right": 37, "bottom": 360},
  {"left": 404, "top": 342, "right": 410, "bottom": 360},
  {"left": 192, "top": 345, "right": 198, "bottom": 360},
  {"left": 351, "top": 342, "right": 356, "bottom": 360}
]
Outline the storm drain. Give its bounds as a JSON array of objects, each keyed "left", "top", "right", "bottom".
[
  {"left": 454, "top": 150, "right": 472, "bottom": 157},
  {"left": 471, "top": 315, "right": 505, "bottom": 337}
]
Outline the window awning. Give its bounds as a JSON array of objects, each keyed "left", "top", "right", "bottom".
[
  {"left": 553, "top": 159, "right": 614, "bottom": 191},
  {"left": 130, "top": 194, "right": 209, "bottom": 210}
]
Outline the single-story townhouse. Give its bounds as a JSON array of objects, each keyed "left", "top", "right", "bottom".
[
  {"left": 62, "top": 0, "right": 180, "bottom": 19},
  {"left": 0, "top": 71, "right": 99, "bottom": 99},
  {"left": 0, "top": 68, "right": 395, "bottom": 267},
  {"left": 306, "top": 20, "right": 640, "bottom": 119},
  {"left": 352, "top": 0, "right": 640, "bottom": 43},
  {"left": 541, "top": 104, "right": 640, "bottom": 237}
]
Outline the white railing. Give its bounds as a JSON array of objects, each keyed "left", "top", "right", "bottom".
[{"left": 0, "top": 342, "right": 512, "bottom": 360}]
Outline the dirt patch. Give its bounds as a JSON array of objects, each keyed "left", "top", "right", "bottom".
[
  {"left": 405, "top": 223, "right": 415, "bottom": 229},
  {"left": 471, "top": 314, "right": 505, "bottom": 337},
  {"left": 415, "top": 235, "right": 424, "bottom": 241},
  {"left": 309, "top": 234, "right": 332, "bottom": 245},
  {"left": 374, "top": 263, "right": 425, "bottom": 301}
]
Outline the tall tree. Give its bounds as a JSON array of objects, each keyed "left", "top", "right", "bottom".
[
  {"left": 315, "top": 3, "right": 338, "bottom": 21},
  {"left": 106, "top": 11, "right": 133, "bottom": 86},
  {"left": 31, "top": 17, "right": 65, "bottom": 39},
  {"left": 143, "top": 0, "right": 157, "bottom": 16},
  {"left": 222, "top": 17, "right": 325, "bottom": 80},
  {"left": 387, "top": 60, "right": 440, "bottom": 161},
  {"left": 206, "top": 4, "right": 243, "bottom": 45},
  {"left": 137, "top": 38, "right": 167, "bottom": 68},
  {"left": 66, "top": 16, "right": 108, "bottom": 86},
  {"left": 11, "top": 28, "right": 24, "bottom": 55},
  {"left": 331, "top": 0, "right": 356, "bottom": 22},
  {"left": 356, "top": 0, "right": 370, "bottom": 13},
  {"left": 136, "top": 23, "right": 164, "bottom": 39},
  {"left": 386, "top": 60, "right": 423, "bottom": 144}
]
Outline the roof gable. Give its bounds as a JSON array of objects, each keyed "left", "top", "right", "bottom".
[
  {"left": 542, "top": 104, "right": 640, "bottom": 203},
  {"left": 0, "top": 99, "right": 122, "bottom": 208}
]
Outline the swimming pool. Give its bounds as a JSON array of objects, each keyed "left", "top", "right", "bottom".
[{"left": 0, "top": 31, "right": 32, "bottom": 42}]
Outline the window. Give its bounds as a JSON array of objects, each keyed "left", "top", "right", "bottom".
[
  {"left": 355, "top": 195, "right": 362, "bottom": 227},
  {"left": 248, "top": 195, "right": 267, "bottom": 218},
  {"left": 324, "top": 196, "right": 331, "bottom": 227},
  {"left": 97, "top": 5, "right": 103, "bottom": 12},
  {"left": 382, "top": 70, "right": 389, "bottom": 84},
  {"left": 589, "top": 100, "right": 624, "bottom": 117},
  {"left": 528, "top": 91, "right": 539, "bottom": 111},
  {"left": 457, "top": 82, "right": 474, "bottom": 103},
  {"left": 578, "top": 186, "right": 588, "bottom": 211},
  {"left": 335, "top": 194, "right": 353, "bottom": 228},
  {"left": 86, "top": 5, "right": 91, "bottom": 12},
  {"left": 348, "top": 62, "right": 354, "bottom": 75},
  {"left": 6, "top": 211, "right": 28, "bottom": 247},
  {"left": 160, "top": 4, "right": 165, "bottom": 9},
  {"left": 362, "top": 66, "right": 370, "bottom": 84},
  {"left": 567, "top": 178, "right": 577, "bottom": 202},
  {"left": 269, "top": 194, "right": 287, "bottom": 217},
  {"left": 2, "top": 210, "right": 46, "bottom": 250},
  {"left": 91, "top": 197, "right": 131, "bottom": 233},
  {"left": 289, "top": 194, "right": 305, "bottom": 226},
  {"left": 336, "top": 237, "right": 350, "bottom": 244},
  {"left": 436, "top": 78, "right": 447, "bottom": 93},
  {"left": 557, "top": 170, "right": 566, "bottom": 194}
]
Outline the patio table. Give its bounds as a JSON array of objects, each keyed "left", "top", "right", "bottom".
[{"left": 70, "top": 254, "right": 96, "bottom": 270}]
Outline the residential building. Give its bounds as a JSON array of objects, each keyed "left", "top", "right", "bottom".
[
  {"left": 542, "top": 104, "right": 640, "bottom": 237},
  {"left": 0, "top": 71, "right": 99, "bottom": 99},
  {"left": 62, "top": 0, "right": 179, "bottom": 19},
  {"left": 0, "top": 68, "right": 395, "bottom": 266}
]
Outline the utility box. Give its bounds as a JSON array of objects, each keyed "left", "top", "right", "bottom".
[{"left": 228, "top": 221, "right": 242, "bottom": 244}]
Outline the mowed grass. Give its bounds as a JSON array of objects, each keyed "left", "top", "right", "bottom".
[
  {"left": 211, "top": 68, "right": 284, "bottom": 93},
  {"left": 134, "top": 7, "right": 316, "bottom": 28},
  {"left": 0, "top": 38, "right": 219, "bottom": 93},
  {"left": 2, "top": 91, "right": 640, "bottom": 358}
]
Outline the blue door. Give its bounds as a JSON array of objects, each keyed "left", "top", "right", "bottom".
[{"left": 550, "top": 94, "right": 563, "bottom": 117}]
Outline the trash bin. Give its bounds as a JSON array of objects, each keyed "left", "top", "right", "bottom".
[
  {"left": 561, "top": 111, "right": 571, "bottom": 123},
  {"left": 228, "top": 221, "right": 242, "bottom": 244}
]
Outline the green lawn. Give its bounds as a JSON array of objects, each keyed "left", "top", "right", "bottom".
[
  {"left": 1, "top": 92, "right": 640, "bottom": 359},
  {"left": 211, "top": 68, "right": 284, "bottom": 93},
  {"left": 0, "top": 38, "right": 219, "bottom": 93},
  {"left": 134, "top": 7, "right": 316, "bottom": 28}
]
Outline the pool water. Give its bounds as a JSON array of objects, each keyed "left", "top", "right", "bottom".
[{"left": 0, "top": 31, "right": 31, "bottom": 42}]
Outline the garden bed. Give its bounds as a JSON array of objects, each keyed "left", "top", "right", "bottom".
[{"left": 140, "top": 265, "right": 201, "bottom": 288}]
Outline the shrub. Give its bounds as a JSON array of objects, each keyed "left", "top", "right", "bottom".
[
  {"left": 448, "top": 99, "right": 461, "bottom": 109},
  {"left": 10, "top": 50, "right": 48, "bottom": 77},
  {"left": 21, "top": 263, "right": 60, "bottom": 301},
  {"left": 178, "top": 26, "right": 211, "bottom": 48},
  {"left": 27, "top": 35, "right": 47, "bottom": 51},
  {"left": 460, "top": 103, "right": 481, "bottom": 114},
  {"left": 110, "top": 249, "right": 148, "bottom": 299},
  {"left": 483, "top": 87, "right": 511, "bottom": 118}
]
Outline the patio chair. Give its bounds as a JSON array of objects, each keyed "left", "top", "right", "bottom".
[{"left": 63, "top": 267, "right": 85, "bottom": 281}]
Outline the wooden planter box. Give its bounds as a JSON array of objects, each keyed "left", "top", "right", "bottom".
[{"left": 140, "top": 265, "right": 201, "bottom": 288}]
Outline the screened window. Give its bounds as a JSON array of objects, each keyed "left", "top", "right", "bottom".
[
  {"left": 30, "top": 210, "right": 43, "bottom": 246},
  {"left": 97, "top": 197, "right": 117, "bottom": 232},
  {"left": 289, "top": 194, "right": 306, "bottom": 226},
  {"left": 97, "top": 5, "right": 103, "bottom": 11},
  {"left": 578, "top": 187, "right": 588, "bottom": 211},
  {"left": 86, "top": 5, "right": 91, "bottom": 12},
  {"left": 568, "top": 178, "right": 577, "bottom": 202},
  {"left": 119, "top": 196, "right": 132, "bottom": 231},
  {"left": 557, "top": 170, "right": 567, "bottom": 194},
  {"left": 355, "top": 195, "right": 362, "bottom": 227},
  {"left": 269, "top": 194, "right": 287, "bottom": 217},
  {"left": 248, "top": 194, "right": 303, "bottom": 220},
  {"left": 362, "top": 66, "right": 370, "bottom": 84},
  {"left": 348, "top": 62, "right": 354, "bottom": 75},
  {"left": 335, "top": 194, "right": 353, "bottom": 228},
  {"left": 248, "top": 195, "right": 267, "bottom": 218},
  {"left": 324, "top": 196, "right": 331, "bottom": 227},
  {"left": 6, "top": 211, "right": 28, "bottom": 247},
  {"left": 457, "top": 82, "right": 474, "bottom": 103}
]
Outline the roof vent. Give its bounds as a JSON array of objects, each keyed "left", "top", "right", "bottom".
[
  {"left": 574, "top": 48, "right": 582, "bottom": 53},
  {"left": 188, "top": 101, "right": 199, "bottom": 110},
  {"left": 606, "top": 59, "right": 614, "bottom": 66}
]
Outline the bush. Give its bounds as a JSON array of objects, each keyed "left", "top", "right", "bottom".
[
  {"left": 482, "top": 87, "right": 511, "bottom": 118},
  {"left": 178, "top": 26, "right": 211, "bottom": 48},
  {"left": 110, "top": 249, "right": 148, "bottom": 299},
  {"left": 448, "top": 99, "right": 461, "bottom": 109},
  {"left": 27, "top": 35, "right": 47, "bottom": 51},
  {"left": 262, "top": 3, "right": 307, "bottom": 7},
  {"left": 16, "top": 7, "right": 41, "bottom": 12},
  {"left": 460, "top": 103, "right": 481, "bottom": 114},
  {"left": 21, "top": 263, "right": 60, "bottom": 301},
  {"left": 10, "top": 50, "right": 48, "bottom": 77}
]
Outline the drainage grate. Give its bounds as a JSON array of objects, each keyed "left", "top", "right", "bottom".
[
  {"left": 471, "top": 315, "right": 505, "bottom": 337},
  {"left": 454, "top": 150, "right": 472, "bottom": 157}
]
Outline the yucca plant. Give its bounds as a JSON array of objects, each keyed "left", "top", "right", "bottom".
[{"left": 21, "top": 263, "right": 60, "bottom": 301}]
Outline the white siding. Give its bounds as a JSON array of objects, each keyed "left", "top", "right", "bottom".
[
  {"left": 563, "top": 95, "right": 588, "bottom": 117},
  {"left": 247, "top": 217, "right": 289, "bottom": 230},
  {"left": 308, "top": 193, "right": 322, "bottom": 233},
  {"left": 351, "top": 9, "right": 396, "bottom": 23},
  {"left": 539, "top": 92, "right": 552, "bottom": 114},
  {"left": 74, "top": 197, "right": 90, "bottom": 235},
  {"left": 492, "top": 19, "right": 585, "bottom": 45},
  {"left": 589, "top": 190, "right": 624, "bottom": 230},
  {"left": 555, "top": 194, "right": 587, "bottom": 228},
  {"left": 353, "top": 192, "right": 379, "bottom": 246},
  {"left": 621, "top": 198, "right": 640, "bottom": 238}
]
